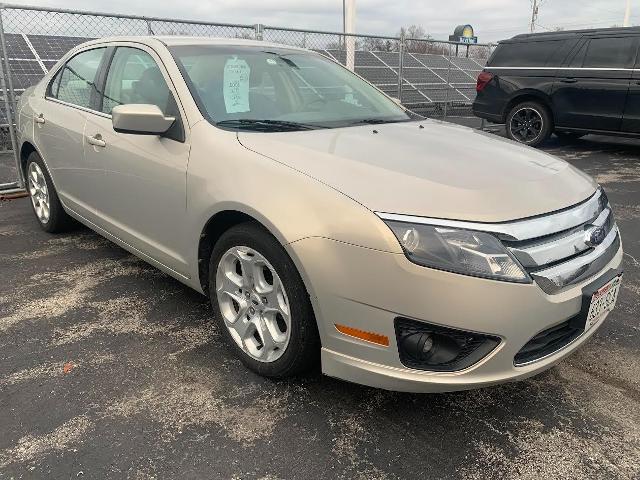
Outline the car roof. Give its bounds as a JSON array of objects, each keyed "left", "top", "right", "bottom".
[
  {"left": 78, "top": 35, "right": 308, "bottom": 52},
  {"left": 503, "top": 26, "right": 640, "bottom": 43}
]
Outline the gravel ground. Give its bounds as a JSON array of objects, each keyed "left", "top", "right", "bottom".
[{"left": 1, "top": 133, "right": 639, "bottom": 479}]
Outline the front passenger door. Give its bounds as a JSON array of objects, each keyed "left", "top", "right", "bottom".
[{"left": 84, "top": 45, "right": 191, "bottom": 275}]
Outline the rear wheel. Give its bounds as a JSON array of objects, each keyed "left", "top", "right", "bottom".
[
  {"left": 209, "top": 222, "right": 319, "bottom": 378},
  {"left": 25, "top": 152, "right": 74, "bottom": 233},
  {"left": 506, "top": 101, "right": 552, "bottom": 147}
]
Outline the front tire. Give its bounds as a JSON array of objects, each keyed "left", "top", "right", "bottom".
[
  {"left": 25, "top": 152, "right": 74, "bottom": 233},
  {"left": 208, "top": 222, "right": 319, "bottom": 378},
  {"left": 506, "top": 101, "right": 552, "bottom": 147}
]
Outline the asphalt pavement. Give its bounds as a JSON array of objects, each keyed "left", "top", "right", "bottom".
[{"left": 1, "top": 132, "right": 639, "bottom": 479}]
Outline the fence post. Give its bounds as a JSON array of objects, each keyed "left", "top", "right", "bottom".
[
  {"left": 0, "top": 6, "right": 23, "bottom": 189},
  {"left": 254, "top": 23, "right": 264, "bottom": 41},
  {"left": 397, "top": 31, "right": 405, "bottom": 102},
  {"left": 145, "top": 19, "right": 154, "bottom": 35},
  {"left": 444, "top": 42, "right": 451, "bottom": 119}
]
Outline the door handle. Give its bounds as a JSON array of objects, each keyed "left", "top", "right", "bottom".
[
  {"left": 560, "top": 78, "right": 577, "bottom": 83},
  {"left": 87, "top": 133, "right": 106, "bottom": 148},
  {"left": 35, "top": 113, "right": 45, "bottom": 124}
]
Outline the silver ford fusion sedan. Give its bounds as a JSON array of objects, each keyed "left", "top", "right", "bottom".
[{"left": 16, "top": 37, "right": 623, "bottom": 392}]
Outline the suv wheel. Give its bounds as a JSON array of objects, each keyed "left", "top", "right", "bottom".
[
  {"left": 209, "top": 222, "right": 320, "bottom": 378},
  {"left": 25, "top": 152, "right": 74, "bottom": 233},
  {"left": 506, "top": 101, "right": 552, "bottom": 147}
]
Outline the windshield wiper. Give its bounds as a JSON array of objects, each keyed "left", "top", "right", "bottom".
[
  {"left": 346, "top": 118, "right": 412, "bottom": 126},
  {"left": 216, "top": 119, "right": 325, "bottom": 131}
]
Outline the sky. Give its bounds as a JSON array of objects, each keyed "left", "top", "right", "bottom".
[{"left": 6, "top": 0, "right": 640, "bottom": 42}]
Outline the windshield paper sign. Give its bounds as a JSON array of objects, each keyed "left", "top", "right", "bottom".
[{"left": 224, "top": 56, "right": 250, "bottom": 114}]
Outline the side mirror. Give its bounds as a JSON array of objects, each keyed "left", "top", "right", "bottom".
[{"left": 112, "top": 104, "right": 175, "bottom": 135}]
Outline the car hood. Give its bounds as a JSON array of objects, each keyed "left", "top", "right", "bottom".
[{"left": 237, "top": 119, "right": 597, "bottom": 222}]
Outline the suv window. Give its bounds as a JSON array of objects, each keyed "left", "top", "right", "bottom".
[
  {"left": 490, "top": 40, "right": 566, "bottom": 67},
  {"left": 50, "top": 48, "right": 106, "bottom": 109},
  {"left": 583, "top": 37, "right": 635, "bottom": 68},
  {"left": 101, "top": 46, "right": 176, "bottom": 115}
]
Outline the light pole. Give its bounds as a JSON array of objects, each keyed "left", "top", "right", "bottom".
[{"left": 343, "top": 0, "right": 356, "bottom": 71}]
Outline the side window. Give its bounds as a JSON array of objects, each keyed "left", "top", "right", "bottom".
[
  {"left": 101, "top": 47, "right": 175, "bottom": 115},
  {"left": 583, "top": 37, "right": 634, "bottom": 68},
  {"left": 489, "top": 40, "right": 566, "bottom": 67},
  {"left": 51, "top": 48, "right": 106, "bottom": 109}
]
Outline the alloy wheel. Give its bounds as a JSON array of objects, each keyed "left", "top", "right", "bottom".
[
  {"left": 27, "top": 162, "right": 50, "bottom": 224},
  {"left": 510, "top": 107, "right": 543, "bottom": 143},
  {"left": 216, "top": 246, "right": 291, "bottom": 363}
]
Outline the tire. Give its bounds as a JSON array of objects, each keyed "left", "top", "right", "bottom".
[
  {"left": 555, "top": 131, "right": 586, "bottom": 141},
  {"left": 208, "top": 221, "right": 320, "bottom": 378},
  {"left": 25, "top": 152, "right": 74, "bottom": 233},
  {"left": 506, "top": 101, "right": 552, "bottom": 147}
]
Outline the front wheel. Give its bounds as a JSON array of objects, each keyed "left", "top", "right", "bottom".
[
  {"left": 506, "top": 101, "right": 552, "bottom": 147},
  {"left": 209, "top": 222, "right": 320, "bottom": 378}
]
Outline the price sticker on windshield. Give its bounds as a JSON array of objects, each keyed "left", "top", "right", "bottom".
[{"left": 224, "top": 56, "right": 250, "bottom": 114}]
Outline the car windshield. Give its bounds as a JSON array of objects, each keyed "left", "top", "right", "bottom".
[{"left": 170, "top": 45, "right": 414, "bottom": 131}]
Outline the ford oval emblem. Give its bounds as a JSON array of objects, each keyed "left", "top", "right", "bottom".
[{"left": 585, "top": 226, "right": 606, "bottom": 247}]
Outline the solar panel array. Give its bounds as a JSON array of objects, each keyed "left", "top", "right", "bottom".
[
  {"left": 317, "top": 49, "right": 484, "bottom": 110},
  {"left": 1, "top": 34, "right": 485, "bottom": 124}
]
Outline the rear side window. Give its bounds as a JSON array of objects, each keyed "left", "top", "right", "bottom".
[
  {"left": 583, "top": 37, "right": 635, "bottom": 68},
  {"left": 49, "top": 48, "right": 106, "bottom": 109},
  {"left": 489, "top": 40, "right": 566, "bottom": 67}
]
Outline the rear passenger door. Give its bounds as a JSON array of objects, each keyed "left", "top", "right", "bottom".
[
  {"left": 552, "top": 36, "right": 637, "bottom": 131},
  {"left": 36, "top": 47, "right": 107, "bottom": 217}
]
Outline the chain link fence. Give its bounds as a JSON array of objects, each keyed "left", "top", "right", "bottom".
[{"left": 0, "top": 3, "right": 495, "bottom": 190}]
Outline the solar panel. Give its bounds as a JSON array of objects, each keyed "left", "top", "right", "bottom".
[
  {"left": 399, "top": 54, "right": 423, "bottom": 68},
  {"left": 400, "top": 68, "right": 445, "bottom": 84},
  {"left": 446, "top": 70, "right": 476, "bottom": 83},
  {"left": 355, "top": 66, "right": 398, "bottom": 85},
  {"left": 400, "top": 85, "right": 430, "bottom": 104},
  {"left": 371, "top": 51, "right": 399, "bottom": 67},
  {"left": 449, "top": 57, "right": 480, "bottom": 70},
  {"left": 411, "top": 53, "right": 451, "bottom": 69},
  {"left": 27, "top": 34, "right": 92, "bottom": 61},
  {"left": 1, "top": 33, "right": 35, "bottom": 60},
  {"left": 354, "top": 51, "right": 384, "bottom": 67},
  {"left": 6, "top": 59, "right": 45, "bottom": 90}
]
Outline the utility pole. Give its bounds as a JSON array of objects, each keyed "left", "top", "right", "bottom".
[
  {"left": 624, "top": 0, "right": 631, "bottom": 27},
  {"left": 530, "top": 0, "right": 539, "bottom": 33}
]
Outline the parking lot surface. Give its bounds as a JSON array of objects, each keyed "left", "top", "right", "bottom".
[{"left": 1, "top": 134, "right": 639, "bottom": 479}]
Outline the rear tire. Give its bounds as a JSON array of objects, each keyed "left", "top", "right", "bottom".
[
  {"left": 208, "top": 222, "right": 320, "bottom": 378},
  {"left": 25, "top": 152, "right": 74, "bottom": 233},
  {"left": 506, "top": 101, "right": 552, "bottom": 147}
]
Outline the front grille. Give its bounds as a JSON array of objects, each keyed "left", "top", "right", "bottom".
[
  {"left": 514, "top": 319, "right": 582, "bottom": 365},
  {"left": 503, "top": 190, "right": 619, "bottom": 294}
]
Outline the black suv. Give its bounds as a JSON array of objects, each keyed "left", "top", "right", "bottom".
[{"left": 473, "top": 27, "right": 640, "bottom": 146}]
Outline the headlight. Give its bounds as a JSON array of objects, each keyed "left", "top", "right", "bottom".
[{"left": 384, "top": 221, "right": 530, "bottom": 282}]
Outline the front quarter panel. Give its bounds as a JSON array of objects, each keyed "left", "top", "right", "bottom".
[{"left": 185, "top": 121, "right": 403, "bottom": 290}]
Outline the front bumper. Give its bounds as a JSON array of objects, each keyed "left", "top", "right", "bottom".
[{"left": 287, "top": 236, "right": 623, "bottom": 393}]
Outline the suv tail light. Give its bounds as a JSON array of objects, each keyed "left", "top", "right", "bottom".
[{"left": 476, "top": 71, "right": 494, "bottom": 92}]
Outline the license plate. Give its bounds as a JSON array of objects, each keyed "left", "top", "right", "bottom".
[{"left": 585, "top": 275, "right": 622, "bottom": 331}]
